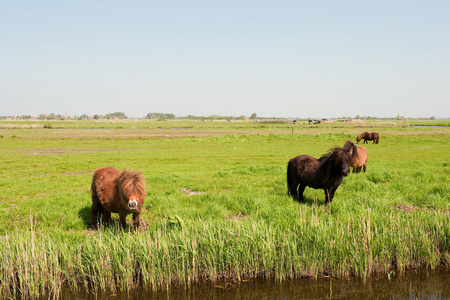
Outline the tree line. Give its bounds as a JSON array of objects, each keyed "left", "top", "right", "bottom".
[{"left": 1, "top": 112, "right": 255, "bottom": 120}]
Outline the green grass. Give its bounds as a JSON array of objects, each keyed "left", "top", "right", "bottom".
[{"left": 0, "top": 119, "right": 449, "bottom": 298}]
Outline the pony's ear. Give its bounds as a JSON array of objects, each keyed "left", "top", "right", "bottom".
[
  {"left": 343, "top": 140, "right": 358, "bottom": 158},
  {"left": 351, "top": 144, "right": 358, "bottom": 159},
  {"left": 343, "top": 140, "right": 355, "bottom": 152}
]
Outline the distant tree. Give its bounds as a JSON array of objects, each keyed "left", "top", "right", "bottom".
[
  {"left": 250, "top": 113, "right": 257, "bottom": 119},
  {"left": 146, "top": 113, "right": 175, "bottom": 120},
  {"left": 79, "top": 114, "right": 89, "bottom": 120},
  {"left": 355, "top": 114, "right": 360, "bottom": 119},
  {"left": 105, "top": 112, "right": 126, "bottom": 119},
  {"left": 430, "top": 116, "right": 435, "bottom": 120}
]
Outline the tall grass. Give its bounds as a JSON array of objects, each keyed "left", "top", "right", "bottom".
[{"left": 1, "top": 206, "right": 449, "bottom": 298}]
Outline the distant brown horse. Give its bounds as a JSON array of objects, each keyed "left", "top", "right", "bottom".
[
  {"left": 89, "top": 167, "right": 146, "bottom": 230},
  {"left": 287, "top": 141, "right": 357, "bottom": 204},
  {"left": 356, "top": 132, "right": 379, "bottom": 144},
  {"left": 344, "top": 141, "right": 368, "bottom": 173}
]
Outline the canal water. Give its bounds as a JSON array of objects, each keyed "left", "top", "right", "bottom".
[{"left": 54, "top": 269, "right": 449, "bottom": 299}]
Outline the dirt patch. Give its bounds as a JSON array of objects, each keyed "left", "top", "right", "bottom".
[
  {"left": 392, "top": 204, "right": 422, "bottom": 212},
  {"left": 23, "top": 148, "right": 134, "bottom": 155},
  {"left": 228, "top": 213, "right": 249, "bottom": 221},
  {"left": 0, "top": 124, "right": 43, "bottom": 129},
  {"left": 180, "top": 188, "right": 206, "bottom": 195},
  {"left": 345, "top": 119, "right": 365, "bottom": 124},
  {"left": 62, "top": 171, "right": 93, "bottom": 176}
]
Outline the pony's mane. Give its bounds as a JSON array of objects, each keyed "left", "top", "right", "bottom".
[
  {"left": 319, "top": 146, "right": 345, "bottom": 163},
  {"left": 117, "top": 170, "right": 146, "bottom": 199}
]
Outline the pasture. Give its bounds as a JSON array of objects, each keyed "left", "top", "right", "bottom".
[{"left": 0, "top": 119, "right": 449, "bottom": 298}]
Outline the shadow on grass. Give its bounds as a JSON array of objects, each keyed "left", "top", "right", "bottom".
[
  {"left": 290, "top": 195, "right": 327, "bottom": 207},
  {"left": 78, "top": 206, "right": 144, "bottom": 232},
  {"left": 78, "top": 206, "right": 91, "bottom": 228}
]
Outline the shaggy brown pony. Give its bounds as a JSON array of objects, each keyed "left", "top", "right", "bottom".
[
  {"left": 356, "top": 132, "right": 379, "bottom": 144},
  {"left": 287, "top": 141, "right": 357, "bottom": 204},
  {"left": 89, "top": 167, "right": 146, "bottom": 230},
  {"left": 343, "top": 141, "right": 368, "bottom": 173}
]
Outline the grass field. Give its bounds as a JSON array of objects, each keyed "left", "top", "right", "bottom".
[{"left": 0, "top": 119, "right": 449, "bottom": 298}]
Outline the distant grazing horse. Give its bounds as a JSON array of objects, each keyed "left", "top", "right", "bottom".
[
  {"left": 287, "top": 141, "right": 357, "bottom": 204},
  {"left": 356, "top": 132, "right": 379, "bottom": 144},
  {"left": 343, "top": 141, "right": 368, "bottom": 173},
  {"left": 90, "top": 167, "right": 146, "bottom": 230}
]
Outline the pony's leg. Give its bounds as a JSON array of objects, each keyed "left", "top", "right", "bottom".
[
  {"left": 363, "top": 164, "right": 366, "bottom": 172},
  {"left": 89, "top": 196, "right": 101, "bottom": 229},
  {"left": 324, "top": 189, "right": 331, "bottom": 204},
  {"left": 288, "top": 184, "right": 297, "bottom": 198},
  {"left": 289, "top": 178, "right": 300, "bottom": 199},
  {"left": 325, "top": 188, "right": 337, "bottom": 204},
  {"left": 132, "top": 212, "right": 141, "bottom": 229},
  {"left": 102, "top": 211, "right": 111, "bottom": 226},
  {"left": 119, "top": 213, "right": 127, "bottom": 229},
  {"left": 297, "top": 184, "right": 306, "bottom": 202}
]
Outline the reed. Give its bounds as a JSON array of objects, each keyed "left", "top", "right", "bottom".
[{"left": 1, "top": 206, "right": 448, "bottom": 298}]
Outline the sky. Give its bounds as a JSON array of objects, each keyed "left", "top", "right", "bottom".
[{"left": 1, "top": 1, "right": 449, "bottom": 119}]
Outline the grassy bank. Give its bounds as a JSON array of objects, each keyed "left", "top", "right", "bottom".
[{"left": 0, "top": 120, "right": 449, "bottom": 298}]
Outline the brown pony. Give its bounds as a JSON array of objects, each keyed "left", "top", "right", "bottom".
[
  {"left": 89, "top": 167, "right": 146, "bottom": 230},
  {"left": 344, "top": 141, "right": 368, "bottom": 173},
  {"left": 356, "top": 132, "right": 379, "bottom": 144},
  {"left": 287, "top": 141, "right": 357, "bottom": 204}
]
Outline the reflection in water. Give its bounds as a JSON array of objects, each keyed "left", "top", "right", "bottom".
[{"left": 55, "top": 269, "right": 449, "bottom": 300}]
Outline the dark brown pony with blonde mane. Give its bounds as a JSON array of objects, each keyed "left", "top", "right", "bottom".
[
  {"left": 287, "top": 141, "right": 357, "bottom": 204},
  {"left": 89, "top": 167, "right": 146, "bottom": 230},
  {"left": 356, "top": 132, "right": 379, "bottom": 144},
  {"left": 343, "top": 141, "right": 368, "bottom": 173}
]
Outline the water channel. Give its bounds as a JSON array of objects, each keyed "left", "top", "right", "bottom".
[{"left": 52, "top": 269, "right": 449, "bottom": 299}]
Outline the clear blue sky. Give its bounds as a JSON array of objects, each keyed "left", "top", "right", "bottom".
[{"left": 1, "top": 1, "right": 449, "bottom": 118}]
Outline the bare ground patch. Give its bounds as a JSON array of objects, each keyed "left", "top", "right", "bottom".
[
  {"left": 61, "top": 171, "right": 93, "bottom": 176},
  {"left": 393, "top": 204, "right": 450, "bottom": 216},
  {"left": 392, "top": 204, "right": 423, "bottom": 212},
  {"left": 22, "top": 148, "right": 137, "bottom": 155},
  {"left": 228, "top": 212, "right": 249, "bottom": 222},
  {"left": 180, "top": 188, "right": 206, "bottom": 195}
]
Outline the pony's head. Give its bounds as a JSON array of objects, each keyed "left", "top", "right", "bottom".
[
  {"left": 321, "top": 146, "right": 353, "bottom": 177},
  {"left": 117, "top": 170, "right": 146, "bottom": 212},
  {"left": 343, "top": 140, "right": 358, "bottom": 161},
  {"left": 338, "top": 148, "right": 352, "bottom": 177},
  {"left": 356, "top": 132, "right": 368, "bottom": 143}
]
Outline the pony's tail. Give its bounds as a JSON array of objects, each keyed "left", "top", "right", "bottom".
[{"left": 287, "top": 161, "right": 293, "bottom": 195}]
